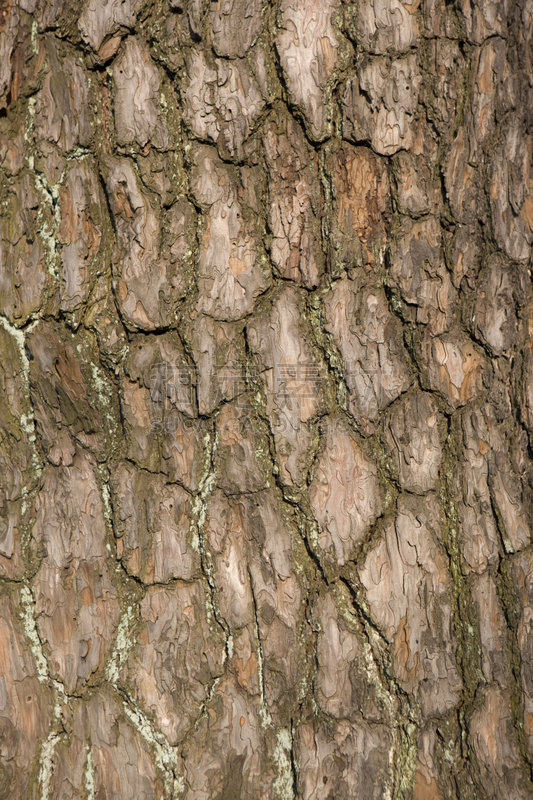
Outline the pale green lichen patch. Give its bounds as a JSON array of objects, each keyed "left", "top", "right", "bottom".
[
  {"left": 19, "top": 586, "right": 50, "bottom": 683},
  {"left": 84, "top": 746, "right": 95, "bottom": 800},
  {"left": 105, "top": 604, "right": 135, "bottom": 685},
  {"left": 0, "top": 316, "right": 42, "bottom": 476},
  {"left": 273, "top": 728, "right": 294, "bottom": 800},
  {"left": 105, "top": 606, "right": 184, "bottom": 795},
  {"left": 19, "top": 587, "right": 67, "bottom": 720},
  {"left": 121, "top": 700, "right": 184, "bottom": 798},
  {"left": 38, "top": 733, "right": 62, "bottom": 800}
]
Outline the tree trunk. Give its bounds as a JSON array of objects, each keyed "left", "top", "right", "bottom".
[{"left": 1, "top": 0, "right": 533, "bottom": 797}]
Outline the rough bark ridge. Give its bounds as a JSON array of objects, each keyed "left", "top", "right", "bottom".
[{"left": 1, "top": 0, "right": 533, "bottom": 798}]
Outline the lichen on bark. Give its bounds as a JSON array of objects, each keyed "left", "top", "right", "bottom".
[{"left": 1, "top": 0, "right": 533, "bottom": 798}]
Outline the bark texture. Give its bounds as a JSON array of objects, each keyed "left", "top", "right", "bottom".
[{"left": 1, "top": 0, "right": 533, "bottom": 798}]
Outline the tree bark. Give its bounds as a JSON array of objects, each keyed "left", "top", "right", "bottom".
[{"left": 1, "top": 0, "right": 533, "bottom": 798}]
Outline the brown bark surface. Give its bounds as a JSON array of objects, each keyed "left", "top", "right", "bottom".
[{"left": 1, "top": 0, "right": 533, "bottom": 797}]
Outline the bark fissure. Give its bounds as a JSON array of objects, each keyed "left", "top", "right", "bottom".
[{"left": 1, "top": 0, "right": 533, "bottom": 797}]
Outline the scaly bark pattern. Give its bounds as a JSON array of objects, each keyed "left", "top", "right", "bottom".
[{"left": 1, "top": 0, "right": 533, "bottom": 797}]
